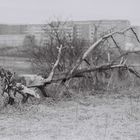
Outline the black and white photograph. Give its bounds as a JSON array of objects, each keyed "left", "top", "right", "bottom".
[{"left": 0, "top": 0, "right": 139, "bottom": 139}]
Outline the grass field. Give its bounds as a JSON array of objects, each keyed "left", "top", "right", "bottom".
[
  {"left": 0, "top": 56, "right": 33, "bottom": 75},
  {"left": 0, "top": 52, "right": 140, "bottom": 140},
  {"left": 0, "top": 90, "right": 140, "bottom": 140}
]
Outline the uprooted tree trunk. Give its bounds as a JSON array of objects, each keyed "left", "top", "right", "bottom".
[{"left": 0, "top": 68, "right": 40, "bottom": 106}]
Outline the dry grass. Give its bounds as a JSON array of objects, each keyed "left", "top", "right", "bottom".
[{"left": 0, "top": 89, "right": 140, "bottom": 140}]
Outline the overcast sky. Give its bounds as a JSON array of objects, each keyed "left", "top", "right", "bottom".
[{"left": 0, "top": 0, "right": 139, "bottom": 25}]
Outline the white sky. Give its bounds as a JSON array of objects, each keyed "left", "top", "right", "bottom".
[{"left": 0, "top": 0, "right": 139, "bottom": 25}]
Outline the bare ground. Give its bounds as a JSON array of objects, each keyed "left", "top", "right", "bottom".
[{"left": 0, "top": 90, "right": 140, "bottom": 140}]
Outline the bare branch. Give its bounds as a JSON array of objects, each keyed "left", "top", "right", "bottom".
[
  {"left": 30, "top": 44, "right": 63, "bottom": 87},
  {"left": 69, "top": 27, "right": 133, "bottom": 75},
  {"left": 130, "top": 28, "right": 140, "bottom": 43},
  {"left": 44, "top": 45, "right": 63, "bottom": 83},
  {"left": 111, "top": 50, "right": 140, "bottom": 64},
  {"left": 110, "top": 35, "right": 122, "bottom": 54},
  {"left": 27, "top": 26, "right": 140, "bottom": 90}
]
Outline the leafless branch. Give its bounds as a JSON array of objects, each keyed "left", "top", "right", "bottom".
[
  {"left": 44, "top": 45, "right": 63, "bottom": 83},
  {"left": 69, "top": 27, "right": 133, "bottom": 75},
  {"left": 110, "top": 35, "right": 122, "bottom": 54},
  {"left": 130, "top": 28, "right": 140, "bottom": 43}
]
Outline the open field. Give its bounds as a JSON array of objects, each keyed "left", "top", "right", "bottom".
[
  {"left": 0, "top": 50, "right": 140, "bottom": 140},
  {"left": 0, "top": 56, "right": 33, "bottom": 75},
  {"left": 0, "top": 90, "right": 140, "bottom": 140}
]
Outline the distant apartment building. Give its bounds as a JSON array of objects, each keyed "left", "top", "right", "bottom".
[
  {"left": 73, "top": 20, "right": 130, "bottom": 42},
  {"left": 0, "top": 34, "right": 25, "bottom": 47},
  {"left": 0, "top": 24, "right": 26, "bottom": 34},
  {"left": 0, "top": 20, "right": 139, "bottom": 50},
  {"left": 0, "top": 24, "right": 26, "bottom": 47}
]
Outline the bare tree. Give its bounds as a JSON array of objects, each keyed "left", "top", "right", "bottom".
[
  {"left": 28, "top": 20, "right": 87, "bottom": 76},
  {"left": 27, "top": 26, "right": 140, "bottom": 92}
]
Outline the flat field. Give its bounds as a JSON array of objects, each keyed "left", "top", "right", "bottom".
[
  {"left": 0, "top": 90, "right": 140, "bottom": 140},
  {"left": 0, "top": 56, "right": 33, "bottom": 74}
]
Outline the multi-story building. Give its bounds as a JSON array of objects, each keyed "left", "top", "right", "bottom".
[
  {"left": 0, "top": 24, "right": 26, "bottom": 47},
  {"left": 0, "top": 34, "right": 25, "bottom": 47},
  {"left": 73, "top": 20, "right": 130, "bottom": 42},
  {"left": 0, "top": 20, "right": 139, "bottom": 50}
]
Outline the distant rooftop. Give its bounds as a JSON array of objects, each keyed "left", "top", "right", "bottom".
[{"left": 0, "top": 19, "right": 131, "bottom": 26}]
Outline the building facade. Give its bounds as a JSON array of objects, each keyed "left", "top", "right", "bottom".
[{"left": 0, "top": 20, "right": 139, "bottom": 50}]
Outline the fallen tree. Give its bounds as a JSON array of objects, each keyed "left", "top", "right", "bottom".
[
  {"left": 1, "top": 26, "right": 140, "bottom": 105},
  {"left": 27, "top": 26, "right": 140, "bottom": 87}
]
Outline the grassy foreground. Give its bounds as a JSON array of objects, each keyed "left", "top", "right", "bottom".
[{"left": 0, "top": 89, "right": 140, "bottom": 140}]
